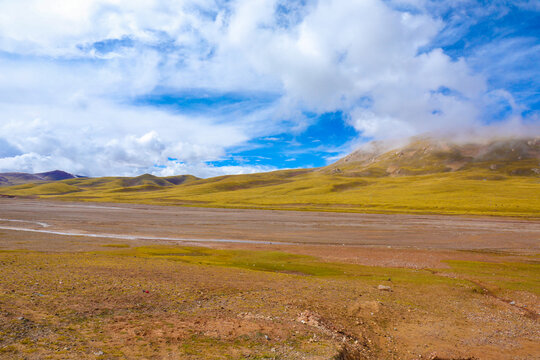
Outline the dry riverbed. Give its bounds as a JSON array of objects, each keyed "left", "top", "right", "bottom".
[{"left": 0, "top": 198, "right": 538, "bottom": 359}]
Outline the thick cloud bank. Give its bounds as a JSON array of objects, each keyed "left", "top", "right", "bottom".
[{"left": 0, "top": 0, "right": 537, "bottom": 176}]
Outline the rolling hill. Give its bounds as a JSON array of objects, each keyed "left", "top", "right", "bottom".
[{"left": 1, "top": 137, "right": 539, "bottom": 217}]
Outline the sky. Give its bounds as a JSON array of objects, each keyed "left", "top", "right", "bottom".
[{"left": 0, "top": 0, "right": 538, "bottom": 178}]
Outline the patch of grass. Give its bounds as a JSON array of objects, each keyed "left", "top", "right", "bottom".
[
  {"left": 96, "top": 245, "right": 540, "bottom": 301},
  {"left": 100, "top": 246, "right": 471, "bottom": 288},
  {"left": 1, "top": 182, "right": 80, "bottom": 196},
  {"left": 444, "top": 260, "right": 540, "bottom": 295},
  {"left": 0, "top": 249, "right": 31, "bottom": 253}
]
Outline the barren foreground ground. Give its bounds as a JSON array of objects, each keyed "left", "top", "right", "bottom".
[{"left": 0, "top": 198, "right": 538, "bottom": 359}]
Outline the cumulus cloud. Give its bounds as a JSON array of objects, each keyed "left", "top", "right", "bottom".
[
  {"left": 0, "top": 99, "right": 250, "bottom": 176},
  {"left": 0, "top": 0, "right": 535, "bottom": 176}
]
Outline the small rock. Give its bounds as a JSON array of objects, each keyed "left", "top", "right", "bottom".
[
  {"left": 94, "top": 350, "right": 104, "bottom": 356},
  {"left": 264, "top": 334, "right": 270, "bottom": 341},
  {"left": 509, "top": 301, "right": 516, "bottom": 305},
  {"left": 377, "top": 285, "right": 392, "bottom": 291}
]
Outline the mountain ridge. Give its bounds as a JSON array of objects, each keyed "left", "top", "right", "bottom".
[
  {"left": 0, "top": 170, "right": 79, "bottom": 186},
  {"left": 324, "top": 136, "right": 540, "bottom": 177}
]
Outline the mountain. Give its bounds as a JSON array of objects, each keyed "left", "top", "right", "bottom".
[
  {"left": 0, "top": 137, "right": 539, "bottom": 217},
  {"left": 324, "top": 137, "right": 540, "bottom": 177},
  {"left": 0, "top": 170, "right": 77, "bottom": 186},
  {"left": 37, "top": 170, "right": 78, "bottom": 181}
]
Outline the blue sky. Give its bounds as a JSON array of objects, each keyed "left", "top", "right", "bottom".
[{"left": 0, "top": 0, "right": 538, "bottom": 177}]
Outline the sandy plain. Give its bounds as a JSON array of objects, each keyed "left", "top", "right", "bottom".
[{"left": 0, "top": 198, "right": 538, "bottom": 359}]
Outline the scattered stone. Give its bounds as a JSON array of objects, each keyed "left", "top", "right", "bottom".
[
  {"left": 509, "top": 301, "right": 515, "bottom": 305},
  {"left": 297, "top": 310, "right": 323, "bottom": 328},
  {"left": 377, "top": 285, "right": 392, "bottom": 291},
  {"left": 93, "top": 350, "right": 104, "bottom": 356}
]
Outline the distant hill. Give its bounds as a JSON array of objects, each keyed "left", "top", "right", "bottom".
[
  {"left": 0, "top": 170, "right": 78, "bottom": 186},
  {"left": 37, "top": 170, "right": 79, "bottom": 181},
  {"left": 0, "top": 137, "right": 539, "bottom": 217},
  {"left": 0, "top": 170, "right": 199, "bottom": 188}
]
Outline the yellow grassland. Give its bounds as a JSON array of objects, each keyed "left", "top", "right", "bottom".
[{"left": 1, "top": 167, "right": 539, "bottom": 217}]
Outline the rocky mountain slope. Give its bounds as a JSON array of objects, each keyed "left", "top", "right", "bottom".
[{"left": 324, "top": 137, "right": 540, "bottom": 177}]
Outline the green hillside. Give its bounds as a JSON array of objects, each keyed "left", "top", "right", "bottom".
[{"left": 2, "top": 137, "right": 539, "bottom": 217}]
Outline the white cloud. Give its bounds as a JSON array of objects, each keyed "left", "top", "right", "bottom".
[
  {"left": 0, "top": 98, "right": 250, "bottom": 176},
  {"left": 153, "top": 161, "right": 277, "bottom": 179},
  {"left": 0, "top": 0, "right": 533, "bottom": 176}
]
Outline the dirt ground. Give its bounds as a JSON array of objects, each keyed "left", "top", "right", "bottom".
[{"left": 0, "top": 198, "right": 538, "bottom": 359}]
